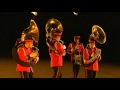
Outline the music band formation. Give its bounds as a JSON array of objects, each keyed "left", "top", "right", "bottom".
[{"left": 12, "top": 15, "right": 106, "bottom": 78}]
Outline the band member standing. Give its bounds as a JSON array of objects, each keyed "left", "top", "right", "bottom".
[
  {"left": 49, "top": 31, "right": 66, "bottom": 78},
  {"left": 12, "top": 38, "right": 34, "bottom": 67},
  {"left": 16, "top": 38, "right": 38, "bottom": 78},
  {"left": 67, "top": 36, "right": 84, "bottom": 78},
  {"left": 83, "top": 37, "right": 102, "bottom": 78}
]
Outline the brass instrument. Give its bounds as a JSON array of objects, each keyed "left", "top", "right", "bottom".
[
  {"left": 84, "top": 49, "right": 101, "bottom": 65},
  {"left": 91, "top": 25, "right": 106, "bottom": 44},
  {"left": 45, "top": 18, "right": 66, "bottom": 55},
  {"left": 82, "top": 25, "right": 106, "bottom": 67},
  {"left": 21, "top": 19, "right": 39, "bottom": 43},
  {"left": 21, "top": 19, "right": 39, "bottom": 64}
]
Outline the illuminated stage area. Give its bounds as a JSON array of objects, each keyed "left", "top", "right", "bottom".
[
  {"left": 0, "top": 12, "right": 119, "bottom": 78},
  {"left": 0, "top": 58, "right": 119, "bottom": 78}
]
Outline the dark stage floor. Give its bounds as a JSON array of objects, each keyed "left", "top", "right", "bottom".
[{"left": 0, "top": 57, "right": 120, "bottom": 78}]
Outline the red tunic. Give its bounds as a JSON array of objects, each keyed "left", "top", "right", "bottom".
[
  {"left": 67, "top": 42, "right": 84, "bottom": 61},
  {"left": 49, "top": 41, "right": 65, "bottom": 67},
  {"left": 16, "top": 47, "right": 34, "bottom": 72},
  {"left": 83, "top": 47, "right": 102, "bottom": 71}
]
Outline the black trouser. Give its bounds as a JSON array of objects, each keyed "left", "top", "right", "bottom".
[
  {"left": 85, "top": 70, "right": 97, "bottom": 78},
  {"left": 72, "top": 60, "right": 80, "bottom": 78},
  {"left": 52, "top": 66, "right": 62, "bottom": 78},
  {"left": 20, "top": 69, "right": 33, "bottom": 78}
]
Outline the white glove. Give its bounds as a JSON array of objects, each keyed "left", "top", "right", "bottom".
[
  {"left": 63, "top": 45, "right": 66, "bottom": 50},
  {"left": 36, "top": 56, "right": 39, "bottom": 61},
  {"left": 33, "top": 56, "right": 39, "bottom": 64}
]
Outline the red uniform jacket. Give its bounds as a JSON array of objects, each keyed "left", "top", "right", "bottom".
[
  {"left": 16, "top": 47, "right": 34, "bottom": 72},
  {"left": 49, "top": 41, "right": 65, "bottom": 67},
  {"left": 67, "top": 42, "right": 84, "bottom": 61},
  {"left": 83, "top": 47, "right": 102, "bottom": 71}
]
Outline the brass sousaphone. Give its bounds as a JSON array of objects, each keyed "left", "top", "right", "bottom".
[
  {"left": 81, "top": 25, "right": 106, "bottom": 67},
  {"left": 21, "top": 19, "right": 39, "bottom": 64},
  {"left": 45, "top": 18, "right": 64, "bottom": 55}
]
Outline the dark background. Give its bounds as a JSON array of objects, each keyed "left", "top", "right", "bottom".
[{"left": 0, "top": 12, "right": 119, "bottom": 63}]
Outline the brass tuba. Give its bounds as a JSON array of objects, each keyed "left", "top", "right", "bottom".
[
  {"left": 21, "top": 19, "right": 39, "bottom": 64},
  {"left": 81, "top": 25, "right": 106, "bottom": 67},
  {"left": 45, "top": 18, "right": 64, "bottom": 55}
]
